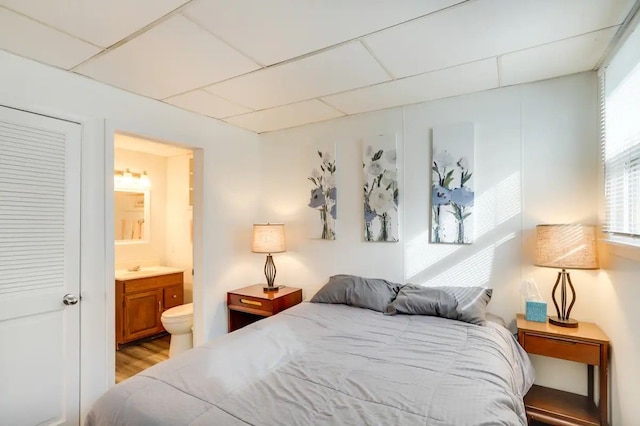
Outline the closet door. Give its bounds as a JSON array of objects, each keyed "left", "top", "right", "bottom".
[{"left": 0, "top": 105, "right": 81, "bottom": 425}]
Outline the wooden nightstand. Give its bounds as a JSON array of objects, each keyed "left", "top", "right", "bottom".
[
  {"left": 517, "top": 314, "right": 610, "bottom": 426},
  {"left": 227, "top": 285, "right": 302, "bottom": 332}
]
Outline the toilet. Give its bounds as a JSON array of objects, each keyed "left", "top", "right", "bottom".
[{"left": 161, "top": 303, "right": 193, "bottom": 358}]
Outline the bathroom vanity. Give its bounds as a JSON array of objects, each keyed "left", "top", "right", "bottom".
[{"left": 115, "top": 267, "right": 184, "bottom": 349}]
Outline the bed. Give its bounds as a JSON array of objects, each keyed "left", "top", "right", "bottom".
[{"left": 87, "top": 298, "right": 534, "bottom": 425}]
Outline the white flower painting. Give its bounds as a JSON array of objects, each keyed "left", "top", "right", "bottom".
[
  {"left": 431, "top": 123, "right": 474, "bottom": 244},
  {"left": 308, "top": 142, "right": 336, "bottom": 240},
  {"left": 363, "top": 135, "right": 398, "bottom": 242}
]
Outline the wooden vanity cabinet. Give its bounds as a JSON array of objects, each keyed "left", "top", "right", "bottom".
[{"left": 116, "top": 272, "right": 184, "bottom": 349}]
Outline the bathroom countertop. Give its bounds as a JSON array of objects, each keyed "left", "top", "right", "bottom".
[{"left": 115, "top": 266, "right": 184, "bottom": 281}]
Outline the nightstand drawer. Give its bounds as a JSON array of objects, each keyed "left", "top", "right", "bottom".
[
  {"left": 523, "top": 334, "right": 600, "bottom": 365},
  {"left": 228, "top": 294, "right": 273, "bottom": 313},
  {"left": 227, "top": 285, "right": 302, "bottom": 333}
]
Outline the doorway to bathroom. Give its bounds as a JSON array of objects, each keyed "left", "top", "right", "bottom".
[{"left": 113, "top": 132, "right": 195, "bottom": 383}]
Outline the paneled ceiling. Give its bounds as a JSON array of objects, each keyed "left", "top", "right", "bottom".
[{"left": 0, "top": 0, "right": 636, "bottom": 133}]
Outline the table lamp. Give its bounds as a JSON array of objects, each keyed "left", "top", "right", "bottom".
[
  {"left": 535, "top": 224, "right": 598, "bottom": 327},
  {"left": 252, "top": 223, "right": 286, "bottom": 292}
]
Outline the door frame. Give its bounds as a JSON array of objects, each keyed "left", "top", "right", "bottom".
[{"left": 103, "top": 122, "right": 205, "bottom": 387}]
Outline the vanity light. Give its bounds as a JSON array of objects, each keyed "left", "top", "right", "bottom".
[
  {"left": 140, "top": 171, "right": 151, "bottom": 188},
  {"left": 122, "top": 169, "right": 134, "bottom": 186},
  {"left": 114, "top": 169, "right": 151, "bottom": 189}
]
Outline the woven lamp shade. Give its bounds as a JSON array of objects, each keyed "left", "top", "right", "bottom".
[
  {"left": 252, "top": 224, "right": 285, "bottom": 254},
  {"left": 535, "top": 224, "right": 598, "bottom": 270}
]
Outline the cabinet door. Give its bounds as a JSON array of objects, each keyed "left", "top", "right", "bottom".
[{"left": 123, "top": 289, "right": 163, "bottom": 341}]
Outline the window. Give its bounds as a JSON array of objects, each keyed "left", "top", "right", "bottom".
[
  {"left": 603, "top": 64, "right": 640, "bottom": 237},
  {"left": 602, "top": 20, "right": 640, "bottom": 243}
]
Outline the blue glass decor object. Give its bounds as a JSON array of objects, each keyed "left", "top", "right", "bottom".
[{"left": 525, "top": 300, "right": 547, "bottom": 323}]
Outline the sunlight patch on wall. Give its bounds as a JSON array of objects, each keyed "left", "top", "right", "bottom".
[
  {"left": 415, "top": 232, "right": 517, "bottom": 287},
  {"left": 475, "top": 172, "right": 521, "bottom": 238},
  {"left": 405, "top": 234, "right": 460, "bottom": 278},
  {"left": 405, "top": 172, "right": 521, "bottom": 279}
]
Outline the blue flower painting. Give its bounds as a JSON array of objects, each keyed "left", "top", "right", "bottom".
[
  {"left": 431, "top": 123, "right": 474, "bottom": 244},
  {"left": 363, "top": 135, "right": 399, "bottom": 242},
  {"left": 308, "top": 148, "right": 336, "bottom": 240}
]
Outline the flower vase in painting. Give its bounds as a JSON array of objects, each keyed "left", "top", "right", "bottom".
[
  {"left": 308, "top": 151, "right": 336, "bottom": 240},
  {"left": 363, "top": 137, "right": 398, "bottom": 242},
  {"left": 430, "top": 123, "right": 474, "bottom": 244}
]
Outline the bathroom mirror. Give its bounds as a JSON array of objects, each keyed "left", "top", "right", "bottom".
[{"left": 114, "top": 189, "right": 150, "bottom": 243}]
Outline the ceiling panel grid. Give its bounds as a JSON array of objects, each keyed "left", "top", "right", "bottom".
[{"left": 0, "top": 0, "right": 636, "bottom": 133}]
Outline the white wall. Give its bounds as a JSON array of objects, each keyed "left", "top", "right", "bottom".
[
  {"left": 260, "top": 71, "right": 608, "bottom": 410},
  {"left": 166, "top": 153, "right": 194, "bottom": 302},
  {"left": 0, "top": 50, "right": 261, "bottom": 418},
  {"left": 260, "top": 107, "right": 406, "bottom": 291},
  {"left": 519, "top": 72, "right": 602, "bottom": 399},
  {"left": 597, "top": 252, "right": 640, "bottom": 426},
  {"left": 114, "top": 148, "right": 168, "bottom": 269}
]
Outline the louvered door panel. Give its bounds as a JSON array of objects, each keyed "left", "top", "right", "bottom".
[{"left": 0, "top": 120, "right": 66, "bottom": 295}]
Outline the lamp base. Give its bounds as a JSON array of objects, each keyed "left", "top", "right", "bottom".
[
  {"left": 549, "top": 316, "right": 579, "bottom": 328},
  {"left": 263, "top": 285, "right": 279, "bottom": 292},
  {"left": 549, "top": 269, "right": 579, "bottom": 329}
]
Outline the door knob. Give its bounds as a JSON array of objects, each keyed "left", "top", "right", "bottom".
[{"left": 62, "top": 294, "right": 79, "bottom": 305}]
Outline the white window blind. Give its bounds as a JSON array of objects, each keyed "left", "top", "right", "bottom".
[{"left": 603, "top": 21, "right": 640, "bottom": 239}]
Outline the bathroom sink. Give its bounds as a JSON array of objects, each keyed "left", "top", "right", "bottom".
[{"left": 115, "top": 266, "right": 184, "bottom": 280}]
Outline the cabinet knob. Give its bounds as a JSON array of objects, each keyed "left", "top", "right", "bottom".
[{"left": 172, "top": 294, "right": 177, "bottom": 298}]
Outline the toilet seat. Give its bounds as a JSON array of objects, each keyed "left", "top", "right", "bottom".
[{"left": 161, "top": 303, "right": 193, "bottom": 323}]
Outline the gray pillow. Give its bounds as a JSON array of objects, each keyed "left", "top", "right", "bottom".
[
  {"left": 310, "top": 275, "right": 402, "bottom": 312},
  {"left": 384, "top": 285, "right": 458, "bottom": 317},
  {"left": 385, "top": 285, "right": 492, "bottom": 325},
  {"left": 443, "top": 286, "right": 492, "bottom": 325}
]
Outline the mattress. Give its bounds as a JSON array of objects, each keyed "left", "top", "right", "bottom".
[{"left": 87, "top": 302, "right": 534, "bottom": 425}]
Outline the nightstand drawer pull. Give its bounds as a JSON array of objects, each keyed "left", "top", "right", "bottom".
[
  {"left": 548, "top": 339, "right": 576, "bottom": 345},
  {"left": 240, "top": 298, "right": 262, "bottom": 306}
]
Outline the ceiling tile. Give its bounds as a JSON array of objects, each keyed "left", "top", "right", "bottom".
[
  {"left": 164, "top": 90, "right": 253, "bottom": 119},
  {"left": 322, "top": 58, "right": 499, "bottom": 115},
  {"left": 500, "top": 27, "right": 618, "bottom": 87},
  {"left": 0, "top": 7, "right": 100, "bottom": 69},
  {"left": 74, "top": 15, "right": 261, "bottom": 100},
  {"left": 183, "top": 0, "right": 465, "bottom": 66},
  {"left": 365, "top": 0, "right": 634, "bottom": 78},
  {"left": 0, "top": 0, "right": 190, "bottom": 48},
  {"left": 205, "top": 42, "right": 390, "bottom": 110},
  {"left": 224, "top": 100, "right": 344, "bottom": 133}
]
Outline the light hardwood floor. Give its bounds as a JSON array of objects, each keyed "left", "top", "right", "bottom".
[{"left": 116, "top": 335, "right": 170, "bottom": 383}]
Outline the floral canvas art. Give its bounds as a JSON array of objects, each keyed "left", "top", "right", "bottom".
[
  {"left": 431, "top": 123, "right": 474, "bottom": 244},
  {"left": 363, "top": 135, "right": 398, "bottom": 242},
  {"left": 308, "top": 144, "right": 336, "bottom": 240}
]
